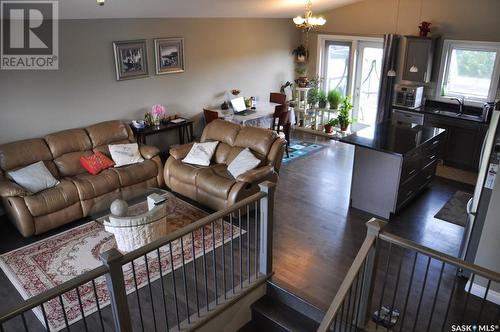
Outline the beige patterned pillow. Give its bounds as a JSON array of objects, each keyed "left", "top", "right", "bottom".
[
  {"left": 182, "top": 141, "right": 219, "bottom": 166},
  {"left": 109, "top": 143, "right": 144, "bottom": 167},
  {"left": 228, "top": 148, "right": 260, "bottom": 178}
]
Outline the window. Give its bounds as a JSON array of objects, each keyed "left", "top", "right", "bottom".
[
  {"left": 322, "top": 41, "right": 351, "bottom": 97},
  {"left": 437, "top": 40, "right": 500, "bottom": 104}
]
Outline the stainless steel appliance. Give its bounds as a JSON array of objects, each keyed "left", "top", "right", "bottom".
[
  {"left": 460, "top": 101, "right": 500, "bottom": 267},
  {"left": 393, "top": 84, "right": 424, "bottom": 109},
  {"left": 392, "top": 108, "right": 424, "bottom": 125}
]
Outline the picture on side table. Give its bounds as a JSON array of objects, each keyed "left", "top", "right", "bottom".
[
  {"left": 154, "top": 38, "right": 185, "bottom": 75},
  {"left": 113, "top": 39, "right": 149, "bottom": 81}
]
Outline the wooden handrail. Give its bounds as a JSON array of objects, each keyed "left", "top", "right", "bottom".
[{"left": 379, "top": 231, "right": 500, "bottom": 283}]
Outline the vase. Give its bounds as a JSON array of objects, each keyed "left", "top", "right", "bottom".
[{"left": 153, "top": 115, "right": 161, "bottom": 126}]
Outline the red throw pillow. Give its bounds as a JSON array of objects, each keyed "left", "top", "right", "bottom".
[{"left": 80, "top": 152, "right": 115, "bottom": 175}]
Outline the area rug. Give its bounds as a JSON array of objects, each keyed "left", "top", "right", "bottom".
[
  {"left": 434, "top": 191, "right": 473, "bottom": 226},
  {"left": 282, "top": 139, "right": 326, "bottom": 164},
  {"left": 0, "top": 199, "right": 244, "bottom": 331}
]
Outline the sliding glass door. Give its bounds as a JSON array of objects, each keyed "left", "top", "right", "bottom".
[{"left": 322, "top": 41, "right": 352, "bottom": 97}]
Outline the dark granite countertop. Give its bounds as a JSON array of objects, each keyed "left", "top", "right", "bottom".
[
  {"left": 393, "top": 100, "right": 487, "bottom": 123},
  {"left": 340, "top": 121, "right": 446, "bottom": 156}
]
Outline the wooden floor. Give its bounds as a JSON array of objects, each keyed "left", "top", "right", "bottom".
[{"left": 272, "top": 130, "right": 474, "bottom": 310}]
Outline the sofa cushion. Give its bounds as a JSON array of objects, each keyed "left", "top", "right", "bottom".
[
  {"left": 167, "top": 159, "right": 205, "bottom": 185},
  {"left": 71, "top": 169, "right": 120, "bottom": 200},
  {"left": 7, "top": 161, "right": 60, "bottom": 194},
  {"left": 196, "top": 164, "right": 236, "bottom": 199},
  {"left": 109, "top": 143, "right": 144, "bottom": 167},
  {"left": 213, "top": 142, "right": 233, "bottom": 164},
  {"left": 234, "top": 126, "right": 277, "bottom": 157},
  {"left": 80, "top": 152, "right": 115, "bottom": 175},
  {"left": 24, "top": 179, "right": 79, "bottom": 217},
  {"left": 44, "top": 129, "right": 93, "bottom": 177},
  {"left": 86, "top": 121, "right": 134, "bottom": 156},
  {"left": 182, "top": 141, "right": 219, "bottom": 166},
  {"left": 0, "top": 138, "right": 54, "bottom": 173},
  {"left": 111, "top": 159, "right": 158, "bottom": 187},
  {"left": 200, "top": 120, "right": 241, "bottom": 146},
  {"left": 227, "top": 148, "right": 261, "bottom": 178}
]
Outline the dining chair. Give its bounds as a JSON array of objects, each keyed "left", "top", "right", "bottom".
[
  {"left": 203, "top": 108, "right": 220, "bottom": 124},
  {"left": 269, "top": 92, "right": 290, "bottom": 158}
]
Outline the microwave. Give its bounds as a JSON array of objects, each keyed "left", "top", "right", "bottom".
[{"left": 393, "top": 85, "right": 424, "bottom": 109}]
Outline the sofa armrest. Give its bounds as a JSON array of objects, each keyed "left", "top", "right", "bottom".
[
  {"left": 169, "top": 143, "right": 194, "bottom": 160},
  {"left": 236, "top": 166, "right": 275, "bottom": 183},
  {"left": 0, "top": 178, "right": 27, "bottom": 197},
  {"left": 139, "top": 144, "right": 160, "bottom": 160}
]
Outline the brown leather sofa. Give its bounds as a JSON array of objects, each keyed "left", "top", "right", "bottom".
[
  {"left": 0, "top": 120, "right": 164, "bottom": 237},
  {"left": 164, "top": 120, "right": 285, "bottom": 211}
]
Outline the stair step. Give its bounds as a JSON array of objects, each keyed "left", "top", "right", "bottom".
[{"left": 250, "top": 295, "right": 320, "bottom": 332}]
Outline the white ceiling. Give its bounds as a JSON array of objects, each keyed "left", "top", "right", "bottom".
[{"left": 59, "top": 0, "right": 360, "bottom": 19}]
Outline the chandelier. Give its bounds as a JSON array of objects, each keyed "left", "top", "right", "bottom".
[{"left": 293, "top": 0, "right": 326, "bottom": 31}]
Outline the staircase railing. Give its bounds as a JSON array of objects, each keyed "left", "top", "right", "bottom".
[
  {"left": 318, "top": 218, "right": 500, "bottom": 332},
  {"left": 0, "top": 182, "right": 276, "bottom": 332}
]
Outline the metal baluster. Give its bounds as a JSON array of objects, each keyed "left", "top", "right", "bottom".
[
  {"left": 191, "top": 231, "right": 200, "bottom": 317},
  {"left": 399, "top": 252, "right": 418, "bottom": 332},
  {"left": 75, "top": 287, "right": 89, "bottom": 332},
  {"left": 21, "top": 313, "right": 28, "bottom": 332},
  {"left": 354, "top": 261, "right": 366, "bottom": 330},
  {"left": 461, "top": 273, "right": 476, "bottom": 322},
  {"left": 221, "top": 218, "right": 227, "bottom": 300},
  {"left": 143, "top": 254, "right": 158, "bottom": 332},
  {"left": 156, "top": 248, "right": 169, "bottom": 331},
  {"left": 201, "top": 226, "right": 209, "bottom": 310},
  {"left": 230, "top": 214, "right": 235, "bottom": 294},
  {"left": 345, "top": 286, "right": 352, "bottom": 330},
  {"left": 387, "top": 253, "right": 403, "bottom": 332},
  {"left": 338, "top": 302, "right": 344, "bottom": 332},
  {"left": 441, "top": 270, "right": 459, "bottom": 332},
  {"left": 246, "top": 205, "right": 251, "bottom": 284},
  {"left": 333, "top": 313, "right": 338, "bottom": 332},
  {"left": 168, "top": 242, "right": 181, "bottom": 330},
  {"left": 254, "top": 201, "right": 258, "bottom": 279},
  {"left": 0, "top": 322, "right": 4, "bottom": 332},
  {"left": 349, "top": 270, "right": 360, "bottom": 332},
  {"left": 180, "top": 237, "right": 190, "bottom": 323},
  {"left": 239, "top": 209, "right": 243, "bottom": 289},
  {"left": 376, "top": 243, "right": 393, "bottom": 330},
  {"left": 477, "top": 279, "right": 492, "bottom": 322},
  {"left": 40, "top": 303, "right": 51, "bottom": 332},
  {"left": 426, "top": 261, "right": 446, "bottom": 331},
  {"left": 411, "top": 256, "right": 432, "bottom": 332},
  {"left": 211, "top": 221, "right": 218, "bottom": 305},
  {"left": 91, "top": 280, "right": 105, "bottom": 332},
  {"left": 130, "top": 261, "right": 145, "bottom": 332},
  {"left": 58, "top": 295, "right": 71, "bottom": 331}
]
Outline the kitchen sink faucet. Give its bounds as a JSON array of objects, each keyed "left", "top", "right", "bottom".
[{"left": 450, "top": 96, "right": 465, "bottom": 115}]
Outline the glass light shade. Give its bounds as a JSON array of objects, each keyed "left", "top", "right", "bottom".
[
  {"left": 387, "top": 69, "right": 396, "bottom": 77},
  {"left": 409, "top": 65, "right": 419, "bottom": 73},
  {"left": 97, "top": 0, "right": 105, "bottom": 5},
  {"left": 293, "top": 16, "right": 305, "bottom": 25}
]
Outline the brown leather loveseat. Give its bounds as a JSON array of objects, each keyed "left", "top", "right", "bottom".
[
  {"left": 0, "top": 120, "right": 164, "bottom": 237},
  {"left": 164, "top": 120, "right": 285, "bottom": 211}
]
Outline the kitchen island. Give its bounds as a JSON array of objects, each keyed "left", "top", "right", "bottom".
[{"left": 340, "top": 121, "right": 446, "bottom": 219}]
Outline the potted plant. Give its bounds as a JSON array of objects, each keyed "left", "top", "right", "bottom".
[
  {"left": 324, "top": 118, "right": 338, "bottom": 134},
  {"left": 307, "top": 77, "right": 322, "bottom": 107},
  {"left": 338, "top": 96, "right": 353, "bottom": 131},
  {"left": 292, "top": 45, "right": 308, "bottom": 62},
  {"left": 327, "top": 89, "right": 342, "bottom": 110},
  {"left": 295, "top": 64, "right": 308, "bottom": 87},
  {"left": 318, "top": 90, "right": 328, "bottom": 108}
]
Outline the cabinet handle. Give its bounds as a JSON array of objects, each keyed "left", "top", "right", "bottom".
[
  {"left": 432, "top": 140, "right": 440, "bottom": 145},
  {"left": 429, "top": 155, "right": 436, "bottom": 160},
  {"left": 408, "top": 169, "right": 417, "bottom": 175},
  {"left": 406, "top": 190, "right": 414, "bottom": 197},
  {"left": 426, "top": 174, "right": 433, "bottom": 180}
]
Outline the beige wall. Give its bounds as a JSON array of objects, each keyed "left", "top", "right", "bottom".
[
  {"left": 308, "top": 0, "right": 500, "bottom": 83},
  {"left": 0, "top": 18, "right": 298, "bottom": 144}
]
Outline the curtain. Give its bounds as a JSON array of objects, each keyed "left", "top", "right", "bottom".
[{"left": 376, "top": 34, "right": 401, "bottom": 124}]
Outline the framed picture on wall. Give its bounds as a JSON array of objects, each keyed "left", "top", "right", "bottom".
[
  {"left": 154, "top": 38, "right": 185, "bottom": 75},
  {"left": 113, "top": 40, "right": 149, "bottom": 81}
]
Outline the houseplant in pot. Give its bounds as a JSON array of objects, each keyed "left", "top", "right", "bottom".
[
  {"left": 324, "top": 118, "right": 338, "bottom": 134},
  {"left": 318, "top": 90, "right": 328, "bottom": 108},
  {"left": 338, "top": 96, "right": 353, "bottom": 131},
  {"left": 292, "top": 44, "right": 308, "bottom": 62},
  {"left": 327, "top": 89, "right": 342, "bottom": 110}
]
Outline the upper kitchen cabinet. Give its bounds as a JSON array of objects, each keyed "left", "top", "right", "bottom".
[{"left": 402, "top": 36, "right": 439, "bottom": 83}]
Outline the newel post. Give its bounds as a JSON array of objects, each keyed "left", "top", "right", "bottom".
[
  {"left": 100, "top": 248, "right": 132, "bottom": 332},
  {"left": 356, "top": 218, "right": 387, "bottom": 328},
  {"left": 258, "top": 181, "right": 276, "bottom": 275}
]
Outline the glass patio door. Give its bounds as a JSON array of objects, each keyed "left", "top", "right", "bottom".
[
  {"left": 322, "top": 41, "right": 352, "bottom": 97},
  {"left": 352, "top": 41, "right": 383, "bottom": 125}
]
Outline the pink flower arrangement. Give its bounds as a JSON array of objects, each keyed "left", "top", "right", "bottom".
[{"left": 151, "top": 104, "right": 166, "bottom": 117}]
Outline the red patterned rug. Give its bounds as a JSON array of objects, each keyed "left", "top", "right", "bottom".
[{"left": 0, "top": 199, "right": 243, "bottom": 331}]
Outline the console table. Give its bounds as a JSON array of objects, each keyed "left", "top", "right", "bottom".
[{"left": 130, "top": 119, "right": 194, "bottom": 145}]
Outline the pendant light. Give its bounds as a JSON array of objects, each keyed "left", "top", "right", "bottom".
[
  {"left": 409, "top": 0, "right": 425, "bottom": 73},
  {"left": 387, "top": 0, "right": 400, "bottom": 77}
]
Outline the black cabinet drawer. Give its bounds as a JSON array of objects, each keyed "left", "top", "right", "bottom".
[
  {"left": 401, "top": 148, "right": 421, "bottom": 184},
  {"left": 397, "top": 175, "right": 419, "bottom": 208}
]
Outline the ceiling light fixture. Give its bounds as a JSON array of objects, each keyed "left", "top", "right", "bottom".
[
  {"left": 97, "top": 0, "right": 105, "bottom": 6},
  {"left": 293, "top": 0, "right": 326, "bottom": 31}
]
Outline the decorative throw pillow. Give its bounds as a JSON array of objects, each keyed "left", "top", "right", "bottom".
[
  {"left": 109, "top": 143, "right": 144, "bottom": 167},
  {"left": 182, "top": 141, "right": 219, "bottom": 166},
  {"left": 80, "top": 152, "right": 115, "bottom": 175},
  {"left": 7, "top": 161, "right": 60, "bottom": 194},
  {"left": 228, "top": 148, "right": 261, "bottom": 178}
]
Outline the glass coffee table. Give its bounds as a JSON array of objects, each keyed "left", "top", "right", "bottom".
[{"left": 90, "top": 188, "right": 177, "bottom": 252}]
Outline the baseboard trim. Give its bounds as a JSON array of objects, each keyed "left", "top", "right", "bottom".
[{"left": 465, "top": 280, "right": 500, "bottom": 305}]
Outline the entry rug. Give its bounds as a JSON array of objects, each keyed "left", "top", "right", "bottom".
[
  {"left": 0, "top": 199, "right": 244, "bottom": 331},
  {"left": 282, "top": 139, "right": 326, "bottom": 164},
  {"left": 434, "top": 190, "right": 473, "bottom": 226}
]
